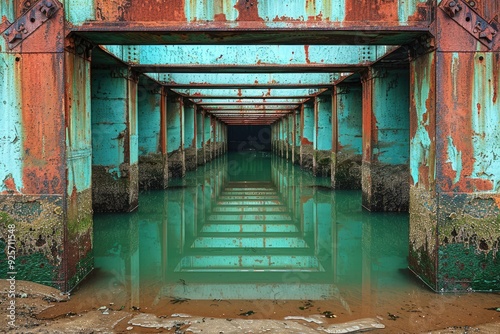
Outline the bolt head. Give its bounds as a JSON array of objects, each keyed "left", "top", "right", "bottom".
[{"left": 449, "top": 1, "right": 457, "bottom": 7}]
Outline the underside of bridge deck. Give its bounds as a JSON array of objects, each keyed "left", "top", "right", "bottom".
[{"left": 0, "top": 0, "right": 499, "bottom": 293}]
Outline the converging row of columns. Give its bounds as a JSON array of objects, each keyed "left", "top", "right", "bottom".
[
  {"left": 271, "top": 67, "right": 410, "bottom": 213},
  {"left": 91, "top": 66, "right": 227, "bottom": 213}
]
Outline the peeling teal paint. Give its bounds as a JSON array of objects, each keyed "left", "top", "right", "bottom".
[
  {"left": 446, "top": 136, "right": 462, "bottom": 185},
  {"left": 64, "top": 0, "right": 95, "bottom": 25},
  {"left": 0, "top": 52, "right": 23, "bottom": 193},
  {"left": 258, "top": 0, "right": 345, "bottom": 21},
  {"left": 410, "top": 53, "right": 433, "bottom": 186},
  {"left": 398, "top": 0, "right": 428, "bottom": 22},
  {"left": 471, "top": 53, "right": 500, "bottom": 192},
  {"left": 0, "top": 1, "right": 15, "bottom": 22}
]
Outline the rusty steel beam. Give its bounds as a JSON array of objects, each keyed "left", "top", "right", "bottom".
[
  {"left": 156, "top": 73, "right": 340, "bottom": 88},
  {"left": 172, "top": 88, "right": 328, "bottom": 98},
  {"left": 192, "top": 98, "right": 311, "bottom": 105},
  {"left": 103, "top": 45, "right": 388, "bottom": 73},
  {"left": 203, "top": 105, "right": 297, "bottom": 111}
]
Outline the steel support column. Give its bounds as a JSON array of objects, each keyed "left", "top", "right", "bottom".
[
  {"left": 184, "top": 102, "right": 197, "bottom": 171},
  {"left": 167, "top": 95, "right": 185, "bottom": 178},
  {"left": 361, "top": 67, "right": 410, "bottom": 212},
  {"left": 204, "top": 113, "right": 212, "bottom": 162},
  {"left": 294, "top": 111, "right": 301, "bottom": 164},
  {"left": 300, "top": 103, "right": 315, "bottom": 171},
  {"left": 409, "top": 3, "right": 500, "bottom": 291},
  {"left": 313, "top": 95, "right": 333, "bottom": 177},
  {"left": 91, "top": 66, "right": 139, "bottom": 213},
  {"left": 138, "top": 79, "right": 168, "bottom": 190},
  {"left": 0, "top": 2, "right": 95, "bottom": 290},
  {"left": 331, "top": 83, "right": 363, "bottom": 189},
  {"left": 197, "top": 110, "right": 205, "bottom": 165}
]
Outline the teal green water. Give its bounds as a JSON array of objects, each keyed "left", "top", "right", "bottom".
[{"left": 93, "top": 152, "right": 414, "bottom": 302}]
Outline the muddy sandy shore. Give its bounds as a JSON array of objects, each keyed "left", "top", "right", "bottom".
[{"left": 1, "top": 280, "right": 499, "bottom": 333}]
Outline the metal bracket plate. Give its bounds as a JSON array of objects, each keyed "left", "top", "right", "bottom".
[
  {"left": 1, "top": 0, "right": 62, "bottom": 50},
  {"left": 439, "top": 0, "right": 498, "bottom": 49}
]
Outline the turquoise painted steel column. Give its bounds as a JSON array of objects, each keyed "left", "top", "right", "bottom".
[
  {"left": 300, "top": 103, "right": 315, "bottom": 172},
  {"left": 138, "top": 78, "right": 168, "bottom": 190},
  {"left": 204, "top": 113, "right": 212, "bottom": 162},
  {"left": 0, "top": 4, "right": 93, "bottom": 291},
  {"left": 294, "top": 111, "right": 301, "bottom": 164},
  {"left": 211, "top": 116, "right": 217, "bottom": 159},
  {"left": 197, "top": 109, "right": 205, "bottom": 165},
  {"left": 331, "top": 83, "right": 363, "bottom": 189},
  {"left": 313, "top": 95, "right": 333, "bottom": 177},
  {"left": 91, "top": 66, "right": 139, "bottom": 213},
  {"left": 167, "top": 95, "right": 185, "bottom": 178},
  {"left": 409, "top": 4, "right": 500, "bottom": 292},
  {"left": 361, "top": 66, "right": 410, "bottom": 211},
  {"left": 184, "top": 101, "right": 197, "bottom": 171}
]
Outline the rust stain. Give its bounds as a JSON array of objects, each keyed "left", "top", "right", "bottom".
[
  {"left": 214, "top": 13, "right": 227, "bottom": 21},
  {"left": 345, "top": 0, "right": 398, "bottom": 22},
  {"left": 304, "top": 45, "right": 311, "bottom": 64},
  {"left": 437, "top": 53, "right": 493, "bottom": 192},
  {"left": 234, "top": 0, "right": 263, "bottom": 21},
  {"left": 2, "top": 175, "right": 18, "bottom": 193},
  {"left": 301, "top": 137, "right": 313, "bottom": 145},
  {"left": 97, "top": 0, "right": 186, "bottom": 21},
  {"left": 22, "top": 53, "right": 65, "bottom": 194}
]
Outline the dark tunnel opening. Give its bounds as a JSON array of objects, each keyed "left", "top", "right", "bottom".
[{"left": 227, "top": 125, "right": 272, "bottom": 152}]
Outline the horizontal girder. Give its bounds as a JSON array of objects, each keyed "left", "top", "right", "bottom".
[
  {"left": 155, "top": 73, "right": 340, "bottom": 88},
  {"left": 104, "top": 45, "right": 392, "bottom": 73},
  {"left": 171, "top": 88, "right": 327, "bottom": 98},
  {"left": 194, "top": 98, "right": 310, "bottom": 105}
]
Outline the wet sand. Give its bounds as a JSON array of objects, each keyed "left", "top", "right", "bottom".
[{"left": 1, "top": 279, "right": 499, "bottom": 333}]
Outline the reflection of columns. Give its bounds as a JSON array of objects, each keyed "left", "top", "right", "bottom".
[
  {"left": 92, "top": 67, "right": 139, "bottom": 213},
  {"left": 313, "top": 95, "right": 333, "bottom": 177},
  {"left": 0, "top": 19, "right": 94, "bottom": 290},
  {"left": 184, "top": 102, "right": 197, "bottom": 171},
  {"left": 409, "top": 8, "right": 500, "bottom": 291},
  {"left": 167, "top": 95, "right": 185, "bottom": 178},
  {"left": 361, "top": 67, "right": 410, "bottom": 212},
  {"left": 332, "top": 83, "right": 362, "bottom": 189},
  {"left": 138, "top": 80, "right": 168, "bottom": 190},
  {"left": 300, "top": 103, "right": 314, "bottom": 171},
  {"left": 197, "top": 110, "right": 205, "bottom": 165}
]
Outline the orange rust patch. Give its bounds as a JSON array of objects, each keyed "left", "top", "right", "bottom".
[
  {"left": 214, "top": 13, "right": 227, "bottom": 21},
  {"left": 345, "top": 0, "right": 398, "bottom": 22},
  {"left": 234, "top": 0, "right": 263, "bottom": 21},
  {"left": 304, "top": 45, "right": 311, "bottom": 64},
  {"left": 301, "top": 137, "right": 313, "bottom": 145},
  {"left": 3, "top": 176, "right": 18, "bottom": 193}
]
